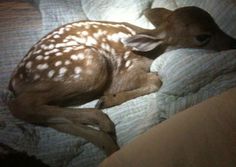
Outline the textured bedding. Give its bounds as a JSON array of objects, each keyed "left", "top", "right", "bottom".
[{"left": 1, "top": 0, "right": 236, "bottom": 167}]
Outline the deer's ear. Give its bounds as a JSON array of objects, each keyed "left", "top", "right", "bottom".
[
  {"left": 144, "top": 8, "right": 172, "bottom": 27},
  {"left": 124, "top": 33, "right": 164, "bottom": 52}
]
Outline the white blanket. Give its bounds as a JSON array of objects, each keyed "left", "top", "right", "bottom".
[{"left": 1, "top": 0, "right": 236, "bottom": 166}]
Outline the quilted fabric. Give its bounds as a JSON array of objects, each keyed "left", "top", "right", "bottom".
[
  {"left": 150, "top": 49, "right": 236, "bottom": 119},
  {"left": 0, "top": 0, "right": 236, "bottom": 167}
]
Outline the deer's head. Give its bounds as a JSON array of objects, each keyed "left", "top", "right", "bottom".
[{"left": 125, "top": 6, "right": 236, "bottom": 52}]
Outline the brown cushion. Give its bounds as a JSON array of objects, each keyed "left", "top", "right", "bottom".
[{"left": 99, "top": 87, "right": 236, "bottom": 167}]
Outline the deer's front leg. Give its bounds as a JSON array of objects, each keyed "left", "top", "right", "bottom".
[{"left": 96, "top": 73, "right": 162, "bottom": 109}]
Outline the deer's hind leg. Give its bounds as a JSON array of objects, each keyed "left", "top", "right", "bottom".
[
  {"left": 8, "top": 90, "right": 119, "bottom": 155},
  {"left": 8, "top": 51, "right": 119, "bottom": 155}
]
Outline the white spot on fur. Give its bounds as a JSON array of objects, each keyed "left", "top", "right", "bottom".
[
  {"left": 23, "top": 55, "right": 31, "bottom": 62},
  {"left": 52, "top": 31, "right": 58, "bottom": 35},
  {"left": 52, "top": 48, "right": 60, "bottom": 53},
  {"left": 46, "top": 34, "right": 52, "bottom": 39},
  {"left": 97, "top": 29, "right": 104, "bottom": 36},
  {"left": 59, "top": 67, "right": 67, "bottom": 76},
  {"left": 34, "top": 74, "right": 40, "bottom": 80},
  {"left": 101, "top": 43, "right": 110, "bottom": 51},
  {"left": 36, "top": 55, "right": 43, "bottom": 60},
  {"left": 44, "top": 44, "right": 54, "bottom": 51},
  {"left": 124, "top": 51, "right": 131, "bottom": 59},
  {"left": 45, "top": 48, "right": 59, "bottom": 55},
  {"left": 58, "top": 28, "right": 64, "bottom": 34},
  {"left": 25, "top": 61, "right": 33, "bottom": 69},
  {"left": 92, "top": 25, "right": 98, "bottom": 28},
  {"left": 45, "top": 52, "right": 50, "bottom": 56},
  {"left": 110, "top": 48, "right": 116, "bottom": 55},
  {"left": 66, "top": 35, "right": 86, "bottom": 44},
  {"left": 125, "top": 60, "right": 132, "bottom": 68},
  {"left": 81, "top": 31, "right": 88, "bottom": 36},
  {"left": 48, "top": 44, "right": 55, "bottom": 49},
  {"left": 63, "top": 47, "right": 73, "bottom": 53},
  {"left": 77, "top": 37, "right": 86, "bottom": 44},
  {"left": 65, "top": 27, "right": 71, "bottom": 31},
  {"left": 75, "top": 45, "right": 85, "bottom": 50},
  {"left": 53, "top": 77, "right": 63, "bottom": 81},
  {"left": 37, "top": 63, "right": 49, "bottom": 70},
  {"left": 86, "top": 36, "right": 97, "bottom": 46},
  {"left": 108, "top": 32, "right": 130, "bottom": 43},
  {"left": 74, "top": 66, "right": 82, "bottom": 74},
  {"left": 55, "top": 43, "right": 66, "bottom": 48},
  {"left": 53, "top": 34, "right": 60, "bottom": 39},
  {"left": 73, "top": 74, "right": 80, "bottom": 79},
  {"left": 66, "top": 41, "right": 78, "bottom": 46},
  {"left": 84, "top": 24, "right": 90, "bottom": 29},
  {"left": 63, "top": 39, "right": 69, "bottom": 43},
  {"left": 72, "top": 23, "right": 81, "bottom": 27},
  {"left": 56, "top": 52, "right": 63, "bottom": 56},
  {"left": 93, "top": 32, "right": 102, "bottom": 39},
  {"left": 48, "top": 70, "right": 55, "bottom": 78},
  {"left": 98, "top": 49, "right": 106, "bottom": 56},
  {"left": 107, "top": 34, "right": 118, "bottom": 43},
  {"left": 101, "top": 43, "right": 106, "bottom": 50},
  {"left": 77, "top": 53, "right": 85, "bottom": 60},
  {"left": 27, "top": 50, "right": 33, "bottom": 56},
  {"left": 65, "top": 60, "right": 71, "bottom": 65},
  {"left": 40, "top": 44, "right": 46, "bottom": 49},
  {"left": 33, "top": 49, "right": 42, "bottom": 54},
  {"left": 102, "top": 30, "right": 108, "bottom": 35},
  {"left": 66, "top": 24, "right": 73, "bottom": 28},
  {"left": 117, "top": 57, "right": 122, "bottom": 68},
  {"left": 44, "top": 56, "right": 49, "bottom": 60},
  {"left": 55, "top": 61, "right": 62, "bottom": 67},
  {"left": 71, "top": 54, "right": 78, "bottom": 61},
  {"left": 128, "top": 64, "right": 134, "bottom": 70},
  {"left": 40, "top": 37, "right": 47, "bottom": 42},
  {"left": 49, "top": 39, "right": 56, "bottom": 43}
]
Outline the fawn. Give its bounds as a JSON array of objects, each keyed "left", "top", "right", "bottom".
[{"left": 8, "top": 6, "right": 236, "bottom": 155}]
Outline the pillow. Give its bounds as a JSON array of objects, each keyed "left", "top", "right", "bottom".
[
  {"left": 150, "top": 48, "right": 236, "bottom": 119},
  {"left": 36, "top": 0, "right": 87, "bottom": 34},
  {"left": 80, "top": 0, "right": 154, "bottom": 28}
]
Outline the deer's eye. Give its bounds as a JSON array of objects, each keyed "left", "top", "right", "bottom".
[{"left": 195, "top": 34, "right": 212, "bottom": 46}]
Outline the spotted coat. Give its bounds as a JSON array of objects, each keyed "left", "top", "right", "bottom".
[{"left": 9, "top": 21, "right": 143, "bottom": 93}]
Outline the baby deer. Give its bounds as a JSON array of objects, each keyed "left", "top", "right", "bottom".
[{"left": 8, "top": 6, "right": 236, "bottom": 155}]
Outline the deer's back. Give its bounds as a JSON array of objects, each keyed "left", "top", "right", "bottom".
[{"left": 9, "top": 21, "right": 141, "bottom": 95}]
